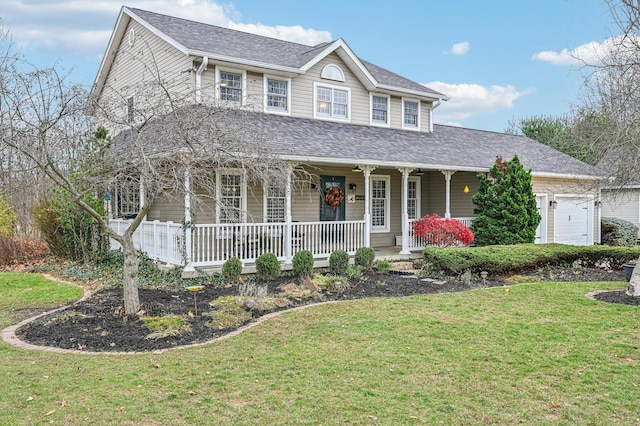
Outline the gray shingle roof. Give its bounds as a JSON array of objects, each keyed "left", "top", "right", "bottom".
[
  {"left": 116, "top": 107, "right": 600, "bottom": 178},
  {"left": 252, "top": 113, "right": 600, "bottom": 177},
  {"left": 128, "top": 8, "right": 444, "bottom": 98}
]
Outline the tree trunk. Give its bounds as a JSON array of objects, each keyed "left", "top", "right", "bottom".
[
  {"left": 626, "top": 259, "right": 640, "bottom": 297},
  {"left": 121, "top": 237, "right": 141, "bottom": 315}
]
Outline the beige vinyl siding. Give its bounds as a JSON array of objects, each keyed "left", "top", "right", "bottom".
[
  {"left": 245, "top": 71, "right": 264, "bottom": 109},
  {"left": 147, "top": 193, "right": 185, "bottom": 223},
  {"left": 601, "top": 189, "right": 640, "bottom": 236},
  {"left": 420, "top": 100, "right": 432, "bottom": 132},
  {"left": 98, "top": 20, "right": 194, "bottom": 126},
  {"left": 290, "top": 53, "right": 369, "bottom": 124},
  {"left": 423, "top": 171, "right": 479, "bottom": 218}
]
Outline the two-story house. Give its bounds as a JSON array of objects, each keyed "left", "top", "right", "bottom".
[{"left": 93, "top": 7, "right": 602, "bottom": 272}]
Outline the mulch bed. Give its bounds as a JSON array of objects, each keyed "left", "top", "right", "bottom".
[{"left": 13, "top": 266, "right": 635, "bottom": 353}]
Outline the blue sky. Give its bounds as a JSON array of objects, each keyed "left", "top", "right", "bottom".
[{"left": 2, "top": 0, "right": 617, "bottom": 132}]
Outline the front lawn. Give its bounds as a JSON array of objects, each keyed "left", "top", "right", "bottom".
[
  {"left": 0, "top": 272, "right": 83, "bottom": 328},
  {"left": 0, "top": 274, "right": 638, "bottom": 424}
]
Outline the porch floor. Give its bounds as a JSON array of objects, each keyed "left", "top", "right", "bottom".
[{"left": 181, "top": 246, "right": 423, "bottom": 278}]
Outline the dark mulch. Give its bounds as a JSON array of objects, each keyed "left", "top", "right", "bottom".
[{"left": 14, "top": 266, "right": 634, "bottom": 353}]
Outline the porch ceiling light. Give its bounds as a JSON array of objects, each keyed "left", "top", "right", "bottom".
[
  {"left": 352, "top": 166, "right": 362, "bottom": 172},
  {"left": 414, "top": 169, "right": 424, "bottom": 176}
]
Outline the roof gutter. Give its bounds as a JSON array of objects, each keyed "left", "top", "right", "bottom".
[
  {"left": 195, "top": 56, "right": 208, "bottom": 103},
  {"left": 429, "top": 100, "right": 441, "bottom": 132}
]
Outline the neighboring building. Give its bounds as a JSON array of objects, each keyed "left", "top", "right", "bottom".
[
  {"left": 93, "top": 7, "right": 602, "bottom": 272},
  {"left": 601, "top": 185, "right": 640, "bottom": 238}
]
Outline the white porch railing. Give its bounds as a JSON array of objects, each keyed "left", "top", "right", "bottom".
[
  {"left": 108, "top": 220, "right": 184, "bottom": 265},
  {"left": 408, "top": 217, "right": 476, "bottom": 250},
  {"left": 109, "top": 219, "right": 366, "bottom": 268}
]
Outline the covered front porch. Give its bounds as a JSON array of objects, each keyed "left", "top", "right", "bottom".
[{"left": 108, "top": 164, "right": 479, "bottom": 273}]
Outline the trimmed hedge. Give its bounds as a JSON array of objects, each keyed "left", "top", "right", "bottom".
[
  {"left": 601, "top": 217, "right": 639, "bottom": 247},
  {"left": 422, "top": 243, "right": 640, "bottom": 276}
]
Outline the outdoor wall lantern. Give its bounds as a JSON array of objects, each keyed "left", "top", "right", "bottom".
[
  {"left": 463, "top": 185, "right": 470, "bottom": 193},
  {"left": 594, "top": 200, "right": 602, "bottom": 207},
  {"left": 349, "top": 183, "right": 357, "bottom": 192},
  {"left": 550, "top": 200, "right": 558, "bottom": 208}
]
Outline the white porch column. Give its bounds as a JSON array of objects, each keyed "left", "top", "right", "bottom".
[
  {"left": 183, "top": 170, "right": 194, "bottom": 272},
  {"left": 284, "top": 165, "right": 293, "bottom": 264},
  {"left": 139, "top": 179, "right": 147, "bottom": 221},
  {"left": 441, "top": 170, "right": 456, "bottom": 219},
  {"left": 397, "top": 167, "right": 413, "bottom": 255},
  {"left": 361, "top": 165, "right": 376, "bottom": 247}
]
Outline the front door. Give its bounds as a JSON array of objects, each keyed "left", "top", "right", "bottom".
[{"left": 320, "top": 176, "right": 345, "bottom": 221}]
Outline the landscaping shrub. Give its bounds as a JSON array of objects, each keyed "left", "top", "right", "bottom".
[
  {"left": 292, "top": 250, "right": 314, "bottom": 276},
  {"left": 0, "top": 236, "right": 48, "bottom": 265},
  {"left": 413, "top": 214, "right": 474, "bottom": 247},
  {"left": 373, "top": 259, "right": 392, "bottom": 274},
  {"left": 33, "top": 192, "right": 108, "bottom": 262},
  {"left": 471, "top": 155, "right": 540, "bottom": 246},
  {"left": 422, "top": 243, "right": 640, "bottom": 276},
  {"left": 0, "top": 195, "right": 17, "bottom": 237},
  {"left": 255, "top": 252, "right": 280, "bottom": 280},
  {"left": 329, "top": 249, "right": 349, "bottom": 275},
  {"left": 601, "top": 217, "right": 639, "bottom": 247},
  {"left": 222, "top": 257, "right": 243, "bottom": 282},
  {"left": 354, "top": 247, "right": 375, "bottom": 270}
]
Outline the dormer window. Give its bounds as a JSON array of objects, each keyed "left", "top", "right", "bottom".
[
  {"left": 217, "top": 68, "right": 246, "bottom": 105},
  {"left": 402, "top": 99, "right": 420, "bottom": 129},
  {"left": 321, "top": 64, "right": 345, "bottom": 82},
  {"left": 314, "top": 82, "right": 350, "bottom": 120}
]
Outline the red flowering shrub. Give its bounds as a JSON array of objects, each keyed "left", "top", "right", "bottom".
[{"left": 412, "top": 214, "right": 474, "bottom": 248}]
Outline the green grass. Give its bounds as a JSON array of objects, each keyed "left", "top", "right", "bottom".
[
  {"left": 1, "top": 274, "right": 640, "bottom": 425},
  {"left": 0, "top": 272, "right": 83, "bottom": 328}
]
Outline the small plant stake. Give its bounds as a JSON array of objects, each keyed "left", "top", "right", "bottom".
[{"left": 186, "top": 285, "right": 204, "bottom": 316}]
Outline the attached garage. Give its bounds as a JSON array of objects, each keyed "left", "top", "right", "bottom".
[{"left": 553, "top": 196, "right": 594, "bottom": 245}]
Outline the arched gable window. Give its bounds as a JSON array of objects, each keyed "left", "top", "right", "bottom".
[{"left": 321, "top": 64, "right": 345, "bottom": 82}]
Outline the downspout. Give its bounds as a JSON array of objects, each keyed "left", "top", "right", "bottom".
[
  {"left": 429, "top": 100, "right": 441, "bottom": 133},
  {"left": 195, "top": 56, "right": 209, "bottom": 103}
]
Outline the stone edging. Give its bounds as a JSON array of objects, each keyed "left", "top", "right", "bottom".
[
  {"left": 3, "top": 276, "right": 615, "bottom": 356},
  {"left": 1, "top": 275, "right": 337, "bottom": 355},
  {"left": 1, "top": 274, "right": 93, "bottom": 354}
]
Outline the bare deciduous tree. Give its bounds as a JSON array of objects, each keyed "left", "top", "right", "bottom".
[
  {"left": 1, "top": 34, "right": 296, "bottom": 314},
  {"left": 575, "top": 0, "right": 640, "bottom": 296}
]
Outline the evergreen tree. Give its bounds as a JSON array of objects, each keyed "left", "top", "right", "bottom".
[{"left": 471, "top": 155, "right": 541, "bottom": 246}]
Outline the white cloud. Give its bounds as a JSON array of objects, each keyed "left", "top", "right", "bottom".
[
  {"left": 2, "top": 0, "right": 332, "bottom": 58},
  {"left": 532, "top": 37, "right": 621, "bottom": 66},
  {"left": 423, "top": 81, "right": 534, "bottom": 124},
  {"left": 449, "top": 41, "right": 470, "bottom": 55}
]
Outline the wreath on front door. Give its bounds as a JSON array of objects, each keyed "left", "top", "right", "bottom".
[{"left": 324, "top": 186, "right": 344, "bottom": 210}]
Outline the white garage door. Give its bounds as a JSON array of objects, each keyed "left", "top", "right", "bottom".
[{"left": 554, "top": 197, "right": 593, "bottom": 245}]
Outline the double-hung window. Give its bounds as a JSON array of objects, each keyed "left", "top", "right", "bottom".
[
  {"left": 371, "top": 95, "right": 389, "bottom": 125},
  {"left": 315, "top": 83, "right": 349, "bottom": 120},
  {"left": 266, "top": 78, "right": 288, "bottom": 112},
  {"left": 403, "top": 99, "right": 419, "bottom": 129},
  {"left": 218, "top": 172, "right": 244, "bottom": 223},
  {"left": 407, "top": 177, "right": 421, "bottom": 220},
  {"left": 371, "top": 176, "right": 390, "bottom": 232},
  {"left": 114, "top": 176, "right": 139, "bottom": 219},
  {"left": 265, "top": 182, "right": 286, "bottom": 223},
  {"left": 220, "top": 70, "right": 243, "bottom": 104}
]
